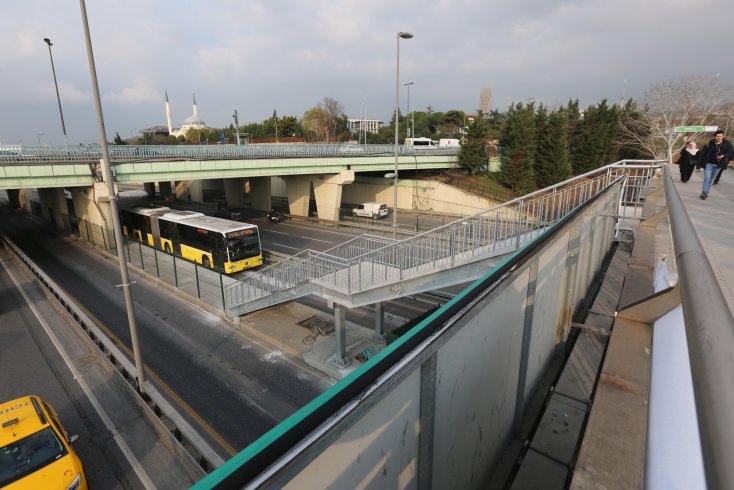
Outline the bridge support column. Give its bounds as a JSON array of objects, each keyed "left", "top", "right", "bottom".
[
  {"left": 284, "top": 175, "right": 311, "bottom": 217},
  {"left": 329, "top": 303, "right": 351, "bottom": 368},
  {"left": 312, "top": 170, "right": 354, "bottom": 221},
  {"left": 38, "top": 187, "right": 71, "bottom": 235},
  {"left": 373, "top": 302, "right": 386, "bottom": 342},
  {"left": 72, "top": 183, "right": 116, "bottom": 250},
  {"left": 250, "top": 177, "right": 272, "bottom": 211},
  {"left": 5, "top": 189, "right": 21, "bottom": 209},
  {"left": 187, "top": 180, "right": 204, "bottom": 202},
  {"left": 223, "top": 177, "right": 245, "bottom": 208},
  {"left": 158, "top": 181, "right": 172, "bottom": 197},
  {"left": 143, "top": 182, "right": 156, "bottom": 197}
]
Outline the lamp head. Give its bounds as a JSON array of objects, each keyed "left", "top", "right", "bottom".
[
  {"left": 43, "top": 38, "right": 52, "bottom": 46},
  {"left": 398, "top": 32, "right": 413, "bottom": 39}
]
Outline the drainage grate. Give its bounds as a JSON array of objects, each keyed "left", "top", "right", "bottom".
[{"left": 297, "top": 315, "right": 335, "bottom": 336}]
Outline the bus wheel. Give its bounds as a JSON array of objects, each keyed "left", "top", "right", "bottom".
[
  {"left": 203, "top": 256, "right": 211, "bottom": 269},
  {"left": 164, "top": 243, "right": 172, "bottom": 254}
]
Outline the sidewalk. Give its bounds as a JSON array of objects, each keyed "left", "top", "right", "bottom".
[{"left": 670, "top": 164, "right": 734, "bottom": 314}]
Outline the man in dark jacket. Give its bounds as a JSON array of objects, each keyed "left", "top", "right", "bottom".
[{"left": 699, "top": 130, "right": 734, "bottom": 199}]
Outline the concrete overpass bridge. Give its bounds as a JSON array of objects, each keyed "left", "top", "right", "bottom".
[{"left": 0, "top": 143, "right": 458, "bottom": 240}]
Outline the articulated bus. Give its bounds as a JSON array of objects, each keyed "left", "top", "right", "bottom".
[{"left": 121, "top": 205, "right": 263, "bottom": 273}]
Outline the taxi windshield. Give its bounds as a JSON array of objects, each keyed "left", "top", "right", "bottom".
[{"left": 0, "top": 427, "right": 68, "bottom": 486}]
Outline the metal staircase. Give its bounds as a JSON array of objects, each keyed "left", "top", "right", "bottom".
[{"left": 224, "top": 163, "right": 657, "bottom": 316}]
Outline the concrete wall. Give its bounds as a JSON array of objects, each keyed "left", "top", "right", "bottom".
[{"left": 260, "top": 183, "right": 622, "bottom": 489}]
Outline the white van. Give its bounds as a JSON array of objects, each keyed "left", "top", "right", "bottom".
[
  {"left": 438, "top": 138, "right": 460, "bottom": 147},
  {"left": 352, "top": 202, "right": 389, "bottom": 218},
  {"left": 404, "top": 137, "right": 437, "bottom": 148}
]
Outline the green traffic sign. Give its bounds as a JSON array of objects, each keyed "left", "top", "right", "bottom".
[{"left": 674, "top": 125, "right": 719, "bottom": 133}]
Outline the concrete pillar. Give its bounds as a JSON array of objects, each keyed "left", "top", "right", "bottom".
[
  {"left": 284, "top": 175, "right": 312, "bottom": 217},
  {"left": 329, "top": 303, "right": 351, "bottom": 368},
  {"left": 38, "top": 187, "right": 71, "bottom": 234},
  {"left": 373, "top": 301, "right": 386, "bottom": 342},
  {"left": 312, "top": 170, "right": 354, "bottom": 222},
  {"left": 223, "top": 177, "right": 246, "bottom": 208},
  {"left": 250, "top": 176, "right": 273, "bottom": 211},
  {"left": 186, "top": 180, "right": 204, "bottom": 202},
  {"left": 143, "top": 182, "right": 156, "bottom": 198},
  {"left": 5, "top": 189, "right": 21, "bottom": 209},
  {"left": 72, "top": 183, "right": 115, "bottom": 250},
  {"left": 159, "top": 181, "right": 172, "bottom": 197}
]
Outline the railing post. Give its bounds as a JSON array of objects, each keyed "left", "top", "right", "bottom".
[
  {"left": 195, "top": 264, "right": 201, "bottom": 298},
  {"left": 515, "top": 200, "right": 524, "bottom": 250}
]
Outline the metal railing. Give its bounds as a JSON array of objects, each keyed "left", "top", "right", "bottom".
[
  {"left": 225, "top": 161, "right": 662, "bottom": 311},
  {"left": 663, "top": 165, "right": 734, "bottom": 490},
  {"left": 0, "top": 143, "right": 459, "bottom": 164}
]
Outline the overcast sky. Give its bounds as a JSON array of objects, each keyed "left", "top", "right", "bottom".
[{"left": 1, "top": 0, "right": 732, "bottom": 145}]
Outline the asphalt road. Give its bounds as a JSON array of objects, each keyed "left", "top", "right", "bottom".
[
  {"left": 0, "top": 240, "right": 138, "bottom": 489},
  {"left": 0, "top": 209, "right": 333, "bottom": 459}
]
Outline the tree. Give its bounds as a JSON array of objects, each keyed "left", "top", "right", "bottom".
[
  {"left": 618, "top": 75, "right": 733, "bottom": 162},
  {"left": 535, "top": 110, "right": 571, "bottom": 187},
  {"left": 499, "top": 102, "right": 537, "bottom": 194},
  {"left": 572, "top": 100, "right": 620, "bottom": 173},
  {"left": 113, "top": 132, "right": 126, "bottom": 145},
  {"left": 458, "top": 113, "right": 489, "bottom": 175}
]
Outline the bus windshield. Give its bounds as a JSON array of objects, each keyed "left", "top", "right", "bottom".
[{"left": 227, "top": 234, "right": 260, "bottom": 261}]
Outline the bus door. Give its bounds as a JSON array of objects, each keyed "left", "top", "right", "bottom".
[{"left": 212, "top": 235, "right": 226, "bottom": 269}]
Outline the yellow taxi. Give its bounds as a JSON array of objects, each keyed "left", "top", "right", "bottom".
[{"left": 0, "top": 396, "right": 87, "bottom": 489}]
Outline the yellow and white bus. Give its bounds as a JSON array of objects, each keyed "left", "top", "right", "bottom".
[{"left": 121, "top": 206, "right": 263, "bottom": 273}]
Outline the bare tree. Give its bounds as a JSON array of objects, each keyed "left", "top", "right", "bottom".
[
  {"left": 479, "top": 87, "right": 492, "bottom": 115},
  {"left": 318, "top": 97, "right": 345, "bottom": 142},
  {"left": 618, "top": 75, "right": 733, "bottom": 163}
]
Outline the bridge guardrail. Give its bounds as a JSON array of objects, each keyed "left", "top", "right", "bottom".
[{"left": 0, "top": 143, "right": 459, "bottom": 164}]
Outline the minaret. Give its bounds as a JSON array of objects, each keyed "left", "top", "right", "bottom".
[
  {"left": 192, "top": 93, "right": 198, "bottom": 118},
  {"left": 165, "top": 90, "right": 173, "bottom": 135}
]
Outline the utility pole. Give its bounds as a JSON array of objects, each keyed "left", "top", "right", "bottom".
[{"left": 233, "top": 109, "right": 241, "bottom": 145}]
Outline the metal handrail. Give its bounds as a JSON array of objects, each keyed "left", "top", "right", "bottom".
[
  {"left": 0, "top": 143, "right": 459, "bottom": 164},
  {"left": 663, "top": 165, "right": 734, "bottom": 489},
  {"left": 226, "top": 161, "right": 662, "bottom": 308}
]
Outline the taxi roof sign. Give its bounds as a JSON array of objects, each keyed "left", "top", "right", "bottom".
[{"left": 674, "top": 125, "right": 719, "bottom": 133}]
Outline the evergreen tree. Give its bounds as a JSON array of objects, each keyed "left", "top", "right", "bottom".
[
  {"left": 113, "top": 132, "right": 126, "bottom": 145},
  {"left": 458, "top": 113, "right": 489, "bottom": 175},
  {"left": 535, "top": 110, "right": 571, "bottom": 188},
  {"left": 499, "top": 102, "right": 537, "bottom": 194}
]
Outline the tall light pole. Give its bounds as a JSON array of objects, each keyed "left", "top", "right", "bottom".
[
  {"left": 43, "top": 38, "right": 69, "bottom": 151},
  {"left": 233, "top": 109, "right": 241, "bottom": 145},
  {"left": 78, "top": 0, "right": 146, "bottom": 393},
  {"left": 393, "top": 32, "right": 413, "bottom": 239},
  {"left": 404, "top": 82, "right": 414, "bottom": 138},
  {"left": 37, "top": 132, "right": 44, "bottom": 146}
]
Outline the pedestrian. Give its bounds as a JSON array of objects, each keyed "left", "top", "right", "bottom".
[
  {"left": 676, "top": 141, "right": 698, "bottom": 182},
  {"left": 699, "top": 130, "right": 734, "bottom": 200},
  {"left": 713, "top": 157, "right": 732, "bottom": 185}
]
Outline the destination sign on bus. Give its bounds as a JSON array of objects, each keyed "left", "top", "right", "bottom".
[{"left": 227, "top": 229, "right": 256, "bottom": 238}]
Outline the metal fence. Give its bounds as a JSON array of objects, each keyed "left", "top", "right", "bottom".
[
  {"left": 78, "top": 219, "right": 235, "bottom": 309},
  {"left": 0, "top": 143, "right": 459, "bottom": 164},
  {"left": 224, "top": 162, "right": 661, "bottom": 311}
]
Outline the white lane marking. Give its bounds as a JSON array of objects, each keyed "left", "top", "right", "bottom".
[
  {"left": 1, "top": 257, "right": 157, "bottom": 490},
  {"left": 271, "top": 243, "right": 300, "bottom": 251},
  {"left": 253, "top": 218, "right": 359, "bottom": 238},
  {"left": 261, "top": 228, "right": 332, "bottom": 244}
]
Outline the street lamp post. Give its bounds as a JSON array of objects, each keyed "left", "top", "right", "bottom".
[
  {"left": 404, "top": 82, "right": 414, "bottom": 138},
  {"left": 43, "top": 38, "right": 69, "bottom": 151},
  {"left": 78, "top": 0, "right": 146, "bottom": 393},
  {"left": 37, "top": 132, "right": 44, "bottom": 146},
  {"left": 233, "top": 109, "right": 241, "bottom": 145},
  {"left": 393, "top": 32, "right": 413, "bottom": 239}
]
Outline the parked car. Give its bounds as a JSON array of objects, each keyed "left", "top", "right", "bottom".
[
  {"left": 217, "top": 205, "right": 245, "bottom": 221},
  {"left": 352, "top": 202, "right": 389, "bottom": 218},
  {"left": 0, "top": 395, "right": 87, "bottom": 490}
]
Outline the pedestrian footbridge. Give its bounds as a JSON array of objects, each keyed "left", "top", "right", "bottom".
[{"left": 224, "top": 163, "right": 654, "bottom": 317}]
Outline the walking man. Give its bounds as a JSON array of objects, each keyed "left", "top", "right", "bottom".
[{"left": 699, "top": 130, "right": 733, "bottom": 199}]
